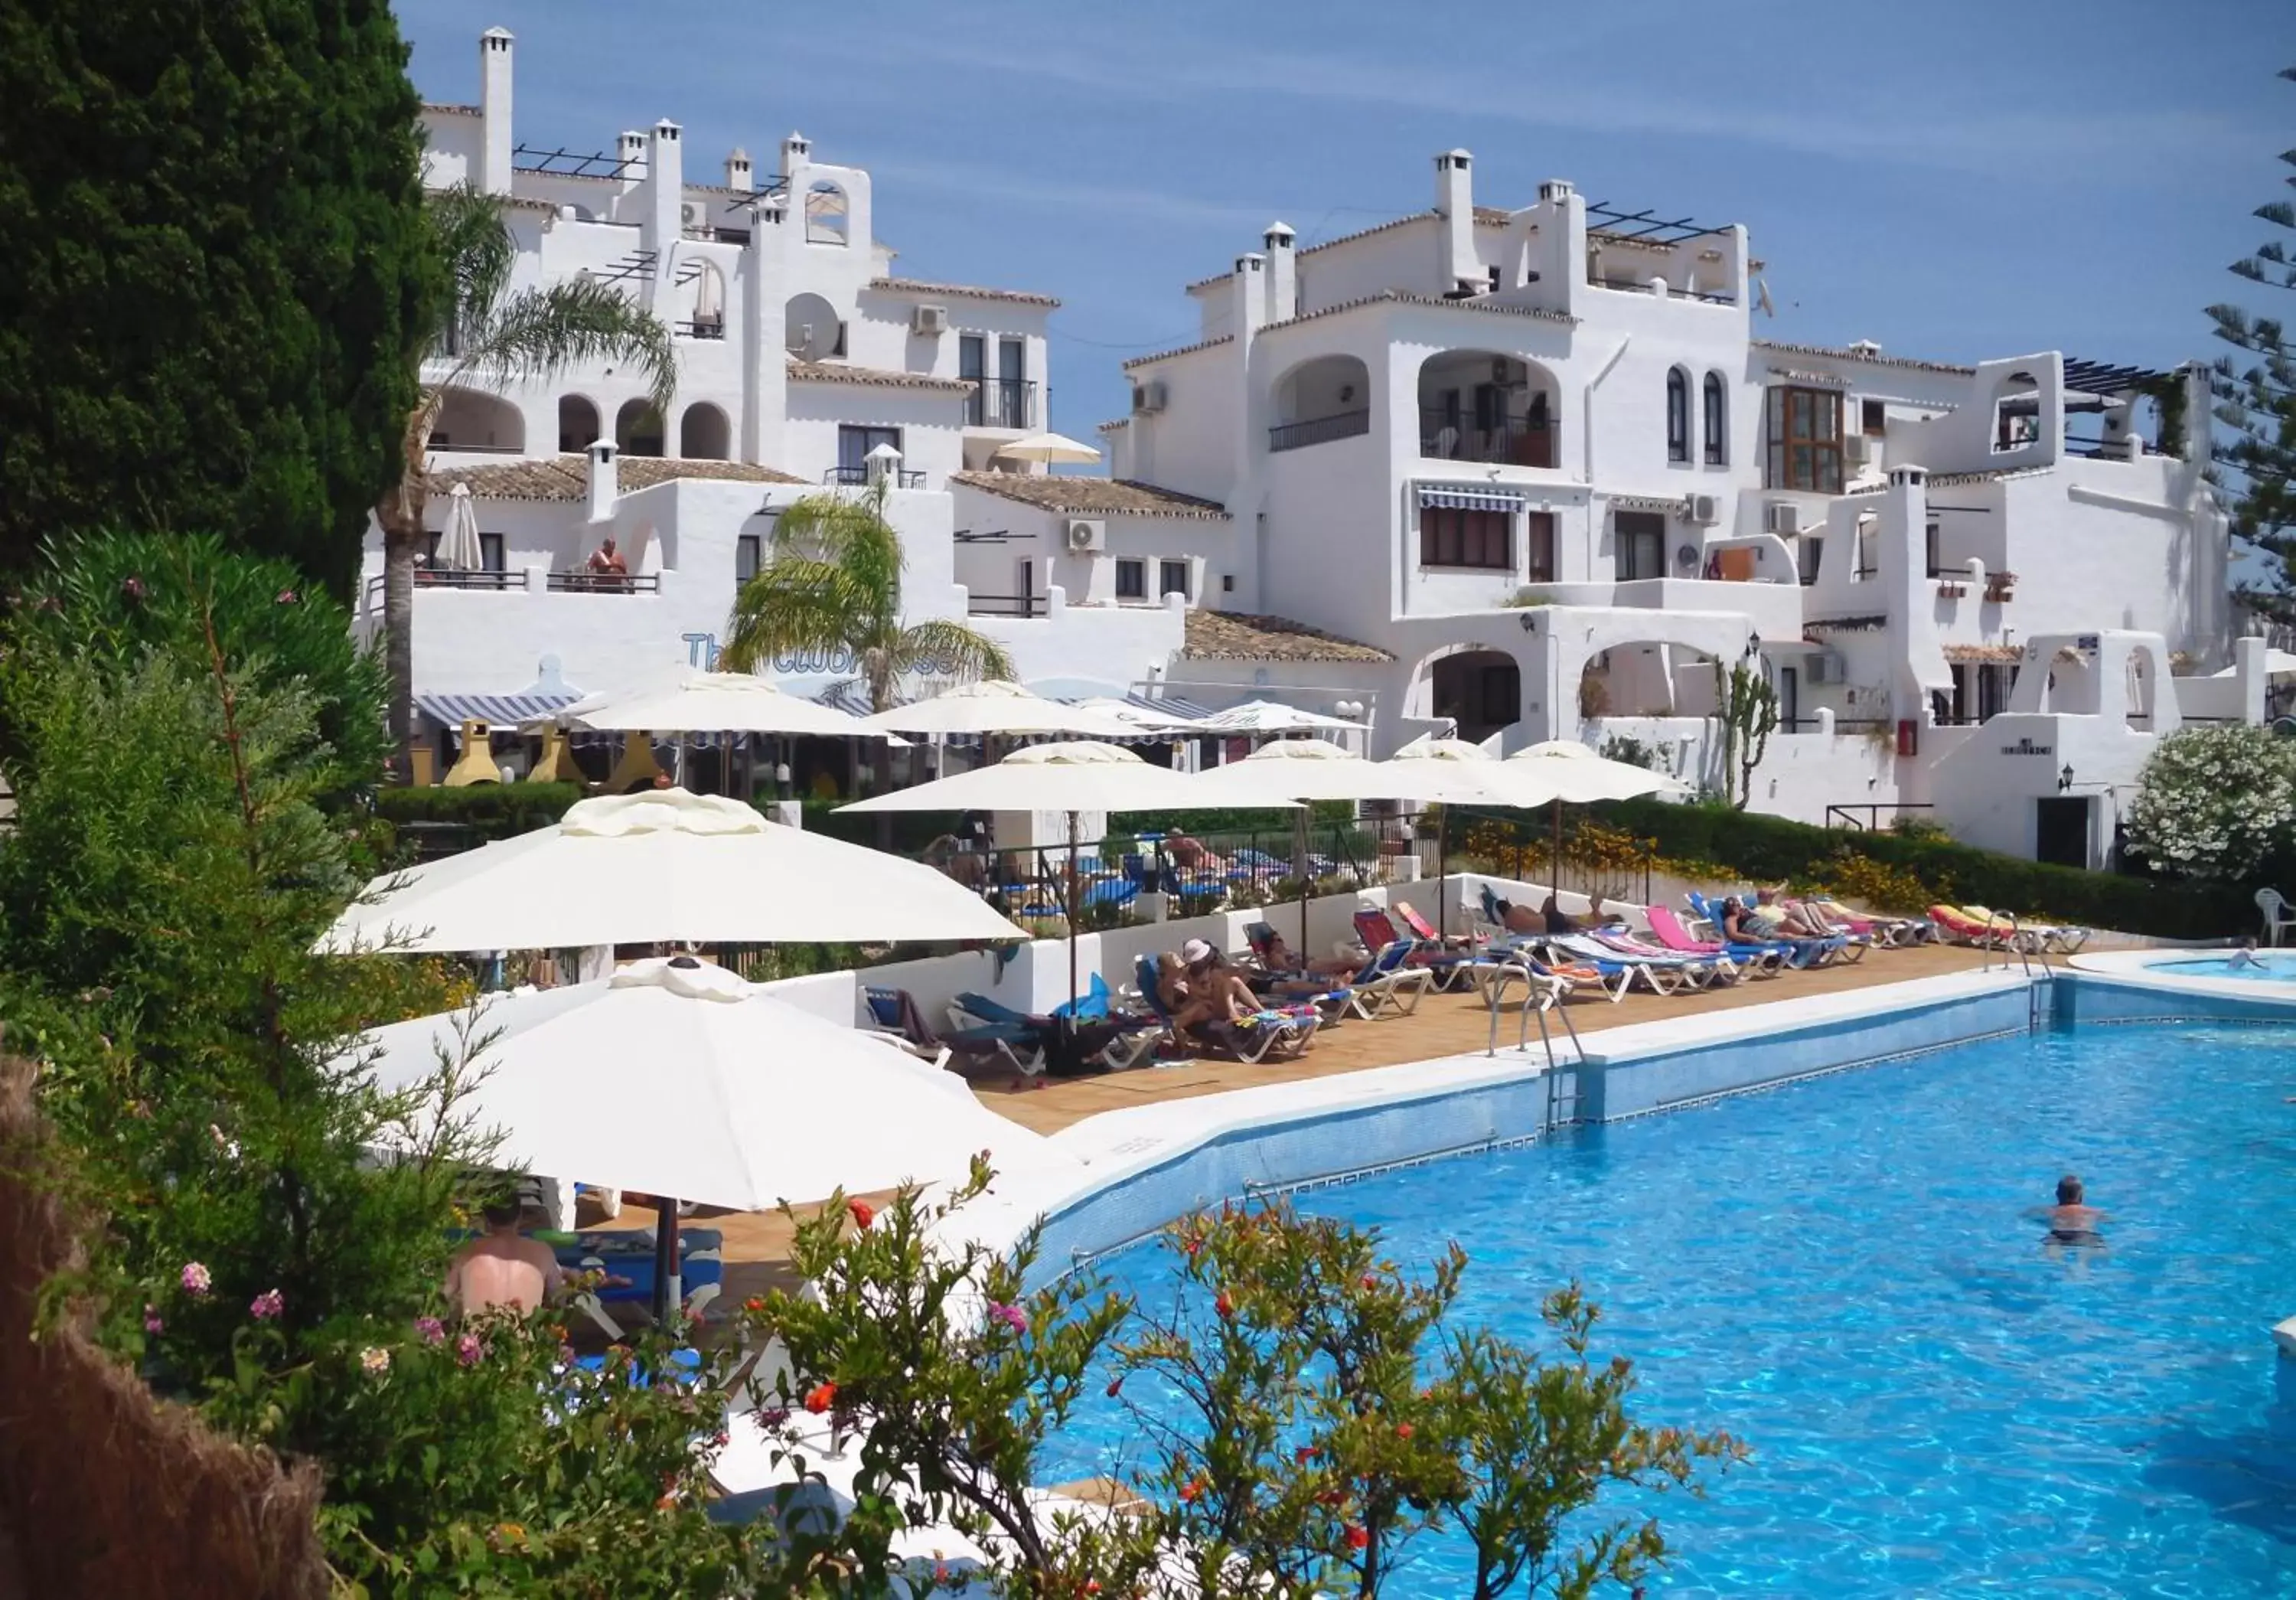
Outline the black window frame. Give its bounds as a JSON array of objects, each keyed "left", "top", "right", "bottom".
[
  {"left": 1158, "top": 558, "right": 1190, "bottom": 599},
  {"left": 736, "top": 533, "right": 762, "bottom": 586},
  {"left": 1616, "top": 511, "right": 1666, "bottom": 582},
  {"left": 1525, "top": 511, "right": 1557, "bottom": 583},
  {"left": 1666, "top": 368, "right": 1691, "bottom": 463},
  {"left": 1114, "top": 557, "right": 1146, "bottom": 599},
  {"left": 837, "top": 424, "right": 903, "bottom": 474},
  {"left": 1419, "top": 505, "right": 1514, "bottom": 570},
  {"left": 425, "top": 531, "right": 507, "bottom": 572},
  {"left": 1702, "top": 371, "right": 1727, "bottom": 465}
]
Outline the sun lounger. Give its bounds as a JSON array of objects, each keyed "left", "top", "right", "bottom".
[
  {"left": 1643, "top": 904, "right": 1785, "bottom": 975},
  {"left": 1958, "top": 906, "right": 2089, "bottom": 955},
  {"left": 1805, "top": 897, "right": 1932, "bottom": 946},
  {"left": 866, "top": 985, "right": 1045, "bottom": 1079},
  {"left": 1353, "top": 907, "right": 1477, "bottom": 991},
  {"left": 1129, "top": 955, "right": 1320, "bottom": 1063},
  {"left": 1585, "top": 927, "right": 1743, "bottom": 985},
  {"left": 1239, "top": 922, "right": 1357, "bottom": 1021},
  {"left": 1926, "top": 904, "right": 2012, "bottom": 948},
  {"left": 949, "top": 979, "right": 1163, "bottom": 1072},
  {"left": 1684, "top": 892, "right": 1844, "bottom": 968},
  {"left": 1334, "top": 939, "right": 1438, "bottom": 1020},
  {"left": 1394, "top": 900, "right": 1483, "bottom": 951},
  {"left": 1544, "top": 932, "right": 1702, "bottom": 995}
]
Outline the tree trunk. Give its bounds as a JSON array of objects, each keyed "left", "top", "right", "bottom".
[
  {"left": 869, "top": 655, "right": 895, "bottom": 851},
  {"left": 380, "top": 415, "right": 432, "bottom": 785}
]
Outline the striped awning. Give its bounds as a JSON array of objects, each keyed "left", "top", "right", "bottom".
[
  {"left": 1114, "top": 691, "right": 1218, "bottom": 720},
  {"left": 1417, "top": 484, "right": 1527, "bottom": 513},
  {"left": 810, "top": 679, "right": 881, "bottom": 717},
  {"left": 413, "top": 692, "right": 578, "bottom": 730}
]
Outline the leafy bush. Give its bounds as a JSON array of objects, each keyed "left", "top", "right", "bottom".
[
  {"left": 373, "top": 781, "right": 585, "bottom": 842},
  {"left": 2122, "top": 724, "right": 2296, "bottom": 882}
]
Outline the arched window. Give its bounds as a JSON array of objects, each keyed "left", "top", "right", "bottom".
[
  {"left": 558, "top": 395, "right": 602, "bottom": 454},
  {"left": 804, "top": 180, "right": 848, "bottom": 246},
  {"left": 1665, "top": 368, "right": 1690, "bottom": 463},
  {"left": 615, "top": 397, "right": 664, "bottom": 458},
  {"left": 1702, "top": 371, "right": 1726, "bottom": 465},
  {"left": 680, "top": 402, "right": 730, "bottom": 461}
]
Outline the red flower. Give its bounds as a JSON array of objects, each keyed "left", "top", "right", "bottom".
[
  {"left": 1214, "top": 1290, "right": 1234, "bottom": 1320},
  {"left": 1178, "top": 1478, "right": 1203, "bottom": 1504},
  {"left": 743, "top": 1295, "right": 766, "bottom": 1314},
  {"left": 1182, "top": 1236, "right": 1202, "bottom": 1258},
  {"left": 1345, "top": 1524, "right": 1369, "bottom": 1552},
  {"left": 848, "top": 1197, "right": 876, "bottom": 1229},
  {"left": 1396, "top": 1422, "right": 1414, "bottom": 1440},
  {"left": 1104, "top": 1376, "right": 1124, "bottom": 1398},
  {"left": 1360, "top": 1274, "right": 1378, "bottom": 1291},
  {"left": 1294, "top": 1445, "right": 1316, "bottom": 1464},
  {"left": 803, "top": 1381, "right": 838, "bottom": 1414}
]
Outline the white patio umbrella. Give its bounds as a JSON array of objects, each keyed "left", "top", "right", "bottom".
[
  {"left": 435, "top": 482, "right": 484, "bottom": 573},
  {"left": 548, "top": 669, "right": 884, "bottom": 739},
  {"left": 1070, "top": 696, "right": 1205, "bottom": 736},
  {"left": 1195, "top": 700, "right": 1370, "bottom": 736},
  {"left": 318, "top": 788, "right": 1023, "bottom": 954},
  {"left": 993, "top": 432, "right": 1102, "bottom": 467},
  {"left": 1500, "top": 740, "right": 1688, "bottom": 885},
  {"left": 841, "top": 743, "right": 1289, "bottom": 1006},
  {"left": 359, "top": 956, "right": 1071, "bottom": 1314},
  {"left": 857, "top": 680, "right": 1141, "bottom": 740}
]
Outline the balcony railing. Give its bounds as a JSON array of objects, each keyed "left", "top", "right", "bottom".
[
  {"left": 1268, "top": 408, "right": 1370, "bottom": 452},
  {"left": 1418, "top": 410, "right": 1557, "bottom": 469},
  {"left": 546, "top": 572, "right": 661, "bottom": 594},
  {"left": 967, "top": 593, "right": 1045, "bottom": 619},
  {"left": 823, "top": 465, "right": 926, "bottom": 489},
  {"left": 677, "top": 317, "right": 726, "bottom": 341},
  {"left": 964, "top": 377, "right": 1038, "bottom": 429},
  {"left": 361, "top": 569, "right": 519, "bottom": 604}
]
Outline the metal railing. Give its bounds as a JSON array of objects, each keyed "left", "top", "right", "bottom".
[
  {"left": 1824, "top": 802, "right": 1935, "bottom": 831},
  {"left": 964, "top": 377, "right": 1038, "bottom": 429},
  {"left": 362, "top": 570, "right": 516, "bottom": 603},
  {"left": 677, "top": 318, "right": 726, "bottom": 341},
  {"left": 966, "top": 593, "right": 1045, "bottom": 619},
  {"left": 1418, "top": 410, "right": 1557, "bottom": 469},
  {"left": 1269, "top": 409, "right": 1371, "bottom": 452},
  {"left": 546, "top": 571, "right": 661, "bottom": 594},
  {"left": 823, "top": 465, "right": 926, "bottom": 489}
]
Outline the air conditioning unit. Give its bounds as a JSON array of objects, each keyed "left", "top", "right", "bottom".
[
  {"left": 1132, "top": 380, "right": 1168, "bottom": 415},
  {"left": 1064, "top": 518, "right": 1106, "bottom": 553},
  {"left": 1844, "top": 433, "right": 1874, "bottom": 465},
  {"left": 1763, "top": 502, "right": 1800, "bottom": 536},
  {"left": 910, "top": 303, "right": 949, "bottom": 336},
  {"left": 680, "top": 201, "right": 709, "bottom": 230},
  {"left": 1807, "top": 651, "right": 1844, "bottom": 684},
  {"left": 1684, "top": 493, "right": 1721, "bottom": 525}
]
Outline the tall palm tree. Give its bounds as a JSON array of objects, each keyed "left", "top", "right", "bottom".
[
  {"left": 722, "top": 480, "right": 1014, "bottom": 811},
  {"left": 376, "top": 185, "right": 677, "bottom": 773}
]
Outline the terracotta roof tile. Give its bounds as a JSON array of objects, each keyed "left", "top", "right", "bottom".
[
  {"left": 869, "top": 276, "right": 1061, "bottom": 309},
  {"left": 1121, "top": 333, "right": 1235, "bottom": 371},
  {"left": 1183, "top": 610, "right": 1394, "bottom": 664},
  {"left": 1096, "top": 416, "right": 1130, "bottom": 434},
  {"left": 1753, "top": 339, "right": 1975, "bottom": 377},
  {"left": 1926, "top": 465, "right": 2055, "bottom": 488},
  {"left": 422, "top": 102, "right": 481, "bottom": 117},
  {"left": 951, "top": 472, "right": 1229, "bottom": 520},
  {"left": 429, "top": 453, "right": 803, "bottom": 502},
  {"left": 787, "top": 358, "right": 974, "bottom": 393},
  {"left": 1945, "top": 643, "right": 2024, "bottom": 663}
]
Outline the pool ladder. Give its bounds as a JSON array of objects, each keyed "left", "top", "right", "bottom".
[
  {"left": 1981, "top": 913, "right": 2056, "bottom": 1030},
  {"left": 1480, "top": 959, "right": 1587, "bottom": 1133}
]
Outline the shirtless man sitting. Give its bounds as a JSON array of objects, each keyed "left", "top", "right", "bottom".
[
  {"left": 2027, "top": 1174, "right": 2108, "bottom": 1251},
  {"left": 445, "top": 1197, "right": 566, "bottom": 1317}
]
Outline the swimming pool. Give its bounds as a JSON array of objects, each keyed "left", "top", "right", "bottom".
[
  {"left": 2149, "top": 954, "right": 2296, "bottom": 982},
  {"left": 1042, "top": 1022, "right": 2296, "bottom": 1595}
]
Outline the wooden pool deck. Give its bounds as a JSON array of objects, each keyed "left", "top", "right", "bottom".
[{"left": 602, "top": 942, "right": 2002, "bottom": 1321}]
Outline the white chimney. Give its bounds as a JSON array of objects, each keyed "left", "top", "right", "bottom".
[
  {"left": 725, "top": 146, "right": 752, "bottom": 192},
  {"left": 615, "top": 129, "right": 645, "bottom": 179},
  {"left": 1230, "top": 253, "right": 1267, "bottom": 344},
  {"left": 478, "top": 28, "right": 514, "bottom": 195},
  {"left": 781, "top": 130, "right": 812, "bottom": 175},
  {"left": 586, "top": 439, "right": 619, "bottom": 523},
  {"left": 1262, "top": 222, "right": 1297, "bottom": 324},
  {"left": 1435, "top": 149, "right": 1476, "bottom": 293},
  {"left": 646, "top": 120, "right": 683, "bottom": 320}
]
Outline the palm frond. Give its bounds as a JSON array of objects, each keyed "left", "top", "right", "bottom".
[
  {"left": 447, "top": 278, "right": 679, "bottom": 418},
  {"left": 426, "top": 184, "right": 517, "bottom": 354},
  {"left": 768, "top": 483, "right": 904, "bottom": 614},
  {"left": 720, "top": 558, "right": 887, "bottom": 674},
  {"left": 889, "top": 619, "right": 1016, "bottom": 687}
]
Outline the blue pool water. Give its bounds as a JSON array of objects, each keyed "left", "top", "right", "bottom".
[
  {"left": 1043, "top": 1024, "right": 2296, "bottom": 1595},
  {"left": 2153, "top": 955, "right": 2296, "bottom": 982}
]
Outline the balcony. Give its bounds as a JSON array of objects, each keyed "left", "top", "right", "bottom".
[
  {"left": 964, "top": 377, "right": 1038, "bottom": 430},
  {"left": 677, "top": 316, "right": 726, "bottom": 341},
  {"left": 1419, "top": 408, "right": 1556, "bottom": 469},
  {"left": 546, "top": 572, "right": 661, "bottom": 594},
  {"left": 823, "top": 465, "right": 926, "bottom": 489},
  {"left": 1268, "top": 409, "right": 1370, "bottom": 453}
]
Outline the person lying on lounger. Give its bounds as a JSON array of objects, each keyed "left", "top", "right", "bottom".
[
  {"left": 1254, "top": 929, "right": 1360, "bottom": 981},
  {"left": 1749, "top": 887, "right": 1827, "bottom": 939},
  {"left": 1158, "top": 949, "right": 1248, "bottom": 1040},
  {"left": 1182, "top": 938, "right": 1264, "bottom": 1016}
]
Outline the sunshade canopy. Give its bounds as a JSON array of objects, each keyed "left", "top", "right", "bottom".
[
  {"left": 545, "top": 669, "right": 884, "bottom": 737},
  {"left": 857, "top": 681, "right": 1141, "bottom": 739},
  {"left": 320, "top": 789, "right": 1023, "bottom": 953},
  {"left": 1502, "top": 739, "right": 1687, "bottom": 804},
  {"left": 1192, "top": 737, "right": 1519, "bottom": 805},
  {"left": 1193, "top": 700, "right": 1369, "bottom": 733},
  {"left": 354, "top": 958, "right": 1069, "bottom": 1210},
  {"left": 993, "top": 433, "right": 1102, "bottom": 465},
  {"left": 838, "top": 740, "right": 1274, "bottom": 815}
]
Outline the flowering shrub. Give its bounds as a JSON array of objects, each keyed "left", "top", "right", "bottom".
[
  {"left": 1797, "top": 847, "right": 1939, "bottom": 916},
  {"left": 2125, "top": 725, "right": 2296, "bottom": 882}
]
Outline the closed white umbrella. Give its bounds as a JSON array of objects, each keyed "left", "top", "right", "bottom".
[
  {"left": 360, "top": 956, "right": 1072, "bottom": 1314},
  {"left": 547, "top": 669, "right": 885, "bottom": 738},
  {"left": 1195, "top": 700, "right": 1369, "bottom": 735},
  {"left": 319, "top": 788, "right": 1022, "bottom": 954},
  {"left": 858, "top": 680, "right": 1142, "bottom": 740},
  {"left": 435, "top": 482, "right": 484, "bottom": 573},
  {"left": 993, "top": 432, "right": 1102, "bottom": 467},
  {"left": 840, "top": 743, "right": 1287, "bottom": 1004}
]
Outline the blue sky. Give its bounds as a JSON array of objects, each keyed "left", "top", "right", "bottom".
[{"left": 396, "top": 0, "right": 2294, "bottom": 443}]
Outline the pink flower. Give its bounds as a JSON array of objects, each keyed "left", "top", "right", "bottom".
[
  {"left": 273, "top": 588, "right": 298, "bottom": 605},
  {"left": 142, "top": 1304, "right": 163, "bottom": 1336},
  {"left": 180, "top": 1262, "right": 211, "bottom": 1296},
  {"left": 987, "top": 1301, "right": 1028, "bottom": 1335},
  {"left": 455, "top": 1332, "right": 483, "bottom": 1368},
  {"left": 415, "top": 1315, "right": 446, "bottom": 1346},
  {"left": 248, "top": 1288, "right": 284, "bottom": 1321}
]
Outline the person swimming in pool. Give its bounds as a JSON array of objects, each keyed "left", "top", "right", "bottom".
[
  {"left": 2027, "top": 1173, "right": 2107, "bottom": 1250},
  {"left": 2227, "top": 937, "right": 2265, "bottom": 971}
]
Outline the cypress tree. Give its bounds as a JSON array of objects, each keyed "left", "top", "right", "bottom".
[
  {"left": 0, "top": 0, "right": 435, "bottom": 597},
  {"left": 2207, "top": 66, "right": 2296, "bottom": 622}
]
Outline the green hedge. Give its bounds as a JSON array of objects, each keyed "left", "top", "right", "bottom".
[
  {"left": 373, "top": 783, "right": 585, "bottom": 841},
  {"left": 1591, "top": 798, "right": 2254, "bottom": 940}
]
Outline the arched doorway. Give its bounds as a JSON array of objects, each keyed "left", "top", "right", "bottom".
[
  {"left": 1416, "top": 350, "right": 1561, "bottom": 468},
  {"left": 1430, "top": 649, "right": 1521, "bottom": 746},
  {"left": 680, "top": 402, "right": 731, "bottom": 461},
  {"left": 1267, "top": 353, "right": 1371, "bottom": 452},
  {"left": 558, "top": 394, "right": 601, "bottom": 453},
  {"left": 432, "top": 387, "right": 524, "bottom": 453},
  {"left": 615, "top": 397, "right": 664, "bottom": 457}
]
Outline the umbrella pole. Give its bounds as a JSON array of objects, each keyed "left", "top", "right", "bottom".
[
  {"left": 651, "top": 1200, "right": 682, "bottom": 1326},
  {"left": 1296, "top": 809, "right": 1310, "bottom": 955},
  {"left": 1551, "top": 798, "right": 1563, "bottom": 900},
  {"left": 1066, "top": 809, "right": 1081, "bottom": 1014},
  {"left": 1437, "top": 805, "right": 1450, "bottom": 942}
]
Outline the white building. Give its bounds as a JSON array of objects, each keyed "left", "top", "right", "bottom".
[
  {"left": 1095, "top": 148, "right": 2269, "bottom": 867},
  {"left": 359, "top": 27, "right": 1185, "bottom": 738}
]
